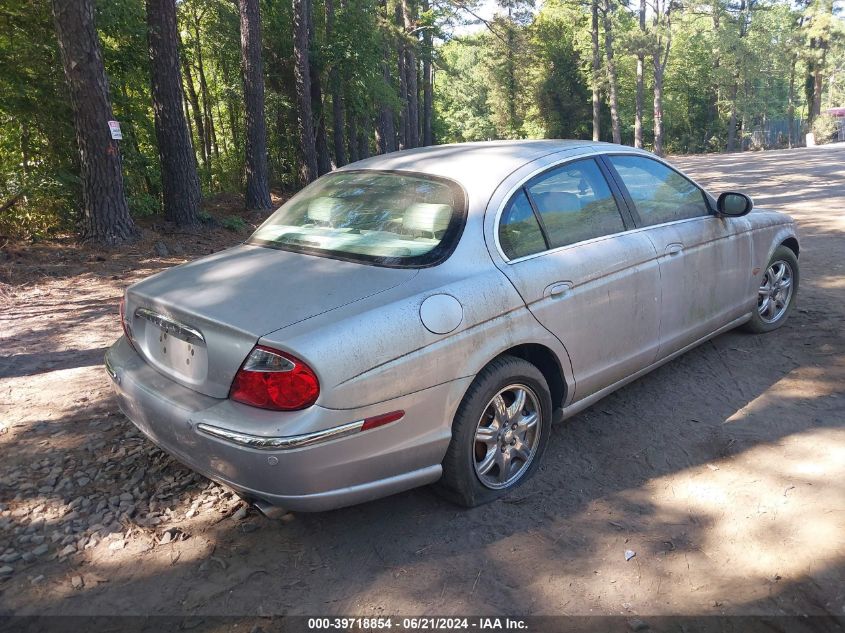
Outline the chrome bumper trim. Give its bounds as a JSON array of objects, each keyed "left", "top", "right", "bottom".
[
  {"left": 104, "top": 352, "right": 118, "bottom": 382},
  {"left": 196, "top": 419, "right": 364, "bottom": 450}
]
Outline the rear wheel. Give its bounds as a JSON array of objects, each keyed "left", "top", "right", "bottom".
[
  {"left": 743, "top": 245, "right": 799, "bottom": 333},
  {"left": 437, "top": 356, "right": 552, "bottom": 507}
]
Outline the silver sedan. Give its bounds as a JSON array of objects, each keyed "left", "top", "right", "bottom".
[{"left": 105, "top": 140, "right": 800, "bottom": 511}]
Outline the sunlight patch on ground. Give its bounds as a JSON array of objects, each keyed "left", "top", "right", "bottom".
[
  {"left": 660, "top": 427, "right": 844, "bottom": 580},
  {"left": 815, "top": 274, "right": 845, "bottom": 290},
  {"left": 724, "top": 364, "right": 842, "bottom": 425},
  {"left": 0, "top": 366, "right": 111, "bottom": 427},
  {"left": 330, "top": 428, "right": 844, "bottom": 616}
]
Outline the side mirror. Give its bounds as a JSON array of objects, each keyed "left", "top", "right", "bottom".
[{"left": 717, "top": 192, "right": 753, "bottom": 217}]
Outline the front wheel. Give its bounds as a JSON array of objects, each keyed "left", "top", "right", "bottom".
[
  {"left": 743, "top": 245, "right": 799, "bottom": 334},
  {"left": 436, "top": 356, "right": 552, "bottom": 507}
]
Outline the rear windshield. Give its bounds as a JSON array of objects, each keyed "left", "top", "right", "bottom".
[{"left": 249, "top": 170, "right": 467, "bottom": 267}]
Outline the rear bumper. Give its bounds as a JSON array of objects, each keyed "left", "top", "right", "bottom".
[{"left": 105, "top": 337, "right": 470, "bottom": 511}]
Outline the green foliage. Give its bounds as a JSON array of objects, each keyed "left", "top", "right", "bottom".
[
  {"left": 0, "top": 0, "right": 77, "bottom": 237},
  {"left": 812, "top": 113, "right": 840, "bottom": 143},
  {"left": 433, "top": 0, "right": 843, "bottom": 153},
  {"left": 531, "top": 0, "right": 591, "bottom": 140},
  {"left": 434, "top": 36, "right": 498, "bottom": 142},
  {"left": 197, "top": 210, "right": 214, "bottom": 224},
  {"left": 1, "top": 0, "right": 843, "bottom": 240},
  {"left": 221, "top": 215, "right": 248, "bottom": 232}
]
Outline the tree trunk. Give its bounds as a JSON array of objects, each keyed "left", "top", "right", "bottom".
[
  {"left": 182, "top": 92, "right": 194, "bottom": 151},
  {"left": 402, "top": 0, "right": 419, "bottom": 148},
  {"left": 505, "top": 6, "right": 518, "bottom": 136},
  {"left": 727, "top": 0, "right": 749, "bottom": 151},
  {"left": 602, "top": 0, "right": 621, "bottom": 144},
  {"left": 376, "top": 72, "right": 397, "bottom": 154},
  {"left": 329, "top": 77, "right": 346, "bottom": 167},
  {"left": 787, "top": 54, "right": 797, "bottom": 148},
  {"left": 51, "top": 0, "right": 138, "bottom": 245},
  {"left": 634, "top": 0, "right": 645, "bottom": 148},
  {"left": 702, "top": 1, "right": 720, "bottom": 150},
  {"left": 653, "top": 63, "right": 664, "bottom": 156},
  {"left": 21, "top": 122, "right": 31, "bottom": 178},
  {"left": 377, "top": 60, "right": 397, "bottom": 153},
  {"left": 238, "top": 0, "right": 272, "bottom": 210},
  {"left": 307, "top": 1, "right": 331, "bottom": 175},
  {"left": 214, "top": 97, "right": 230, "bottom": 155},
  {"left": 146, "top": 0, "right": 202, "bottom": 226},
  {"left": 347, "top": 110, "right": 359, "bottom": 162},
  {"left": 421, "top": 0, "right": 433, "bottom": 146},
  {"left": 591, "top": 0, "right": 601, "bottom": 142},
  {"left": 804, "top": 32, "right": 826, "bottom": 124},
  {"left": 192, "top": 13, "right": 218, "bottom": 162},
  {"left": 651, "top": 0, "right": 671, "bottom": 157},
  {"left": 812, "top": 67, "right": 823, "bottom": 121},
  {"left": 726, "top": 79, "right": 738, "bottom": 151},
  {"left": 220, "top": 54, "right": 241, "bottom": 151},
  {"left": 326, "top": 0, "right": 346, "bottom": 167},
  {"left": 293, "top": 0, "right": 317, "bottom": 183},
  {"left": 396, "top": 2, "right": 408, "bottom": 150},
  {"left": 179, "top": 34, "right": 208, "bottom": 172},
  {"left": 358, "top": 120, "right": 370, "bottom": 159}
]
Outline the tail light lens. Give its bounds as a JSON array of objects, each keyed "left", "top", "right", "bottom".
[
  {"left": 119, "top": 296, "right": 136, "bottom": 349},
  {"left": 230, "top": 346, "right": 320, "bottom": 410}
]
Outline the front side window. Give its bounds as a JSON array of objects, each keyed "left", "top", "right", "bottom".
[
  {"left": 608, "top": 155, "right": 709, "bottom": 226},
  {"left": 526, "top": 158, "right": 625, "bottom": 249},
  {"left": 249, "top": 170, "right": 466, "bottom": 267}
]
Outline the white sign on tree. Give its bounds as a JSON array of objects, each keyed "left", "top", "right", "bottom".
[{"left": 108, "top": 120, "right": 123, "bottom": 140}]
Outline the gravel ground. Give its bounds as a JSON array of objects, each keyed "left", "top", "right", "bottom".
[{"left": 0, "top": 146, "right": 843, "bottom": 622}]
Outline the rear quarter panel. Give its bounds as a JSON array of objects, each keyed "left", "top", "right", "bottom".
[{"left": 258, "top": 209, "right": 574, "bottom": 411}]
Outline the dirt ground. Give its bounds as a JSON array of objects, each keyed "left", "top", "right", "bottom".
[{"left": 0, "top": 146, "right": 843, "bottom": 624}]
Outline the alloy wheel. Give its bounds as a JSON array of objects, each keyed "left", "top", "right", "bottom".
[
  {"left": 758, "top": 260, "right": 794, "bottom": 324},
  {"left": 473, "top": 384, "right": 542, "bottom": 490}
]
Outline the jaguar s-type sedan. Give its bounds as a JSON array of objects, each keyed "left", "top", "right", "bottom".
[{"left": 105, "top": 140, "right": 800, "bottom": 511}]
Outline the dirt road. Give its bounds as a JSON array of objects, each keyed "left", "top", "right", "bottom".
[{"left": 1, "top": 146, "right": 843, "bottom": 621}]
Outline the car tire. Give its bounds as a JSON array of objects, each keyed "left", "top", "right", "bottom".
[
  {"left": 743, "top": 245, "right": 799, "bottom": 334},
  {"left": 436, "top": 355, "right": 552, "bottom": 507}
]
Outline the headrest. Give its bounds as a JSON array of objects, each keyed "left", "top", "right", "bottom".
[
  {"left": 403, "top": 203, "right": 452, "bottom": 234},
  {"left": 534, "top": 191, "right": 581, "bottom": 214},
  {"left": 307, "top": 197, "right": 342, "bottom": 224}
]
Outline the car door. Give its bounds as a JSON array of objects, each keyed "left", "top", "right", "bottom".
[
  {"left": 603, "top": 154, "right": 753, "bottom": 359},
  {"left": 493, "top": 157, "right": 662, "bottom": 403}
]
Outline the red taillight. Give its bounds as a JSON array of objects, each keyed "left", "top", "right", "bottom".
[
  {"left": 119, "top": 297, "right": 135, "bottom": 349},
  {"left": 230, "top": 346, "right": 320, "bottom": 410}
]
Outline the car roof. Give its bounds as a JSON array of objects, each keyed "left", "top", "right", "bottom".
[{"left": 339, "top": 140, "right": 626, "bottom": 194}]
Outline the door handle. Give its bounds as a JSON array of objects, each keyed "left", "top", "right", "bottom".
[
  {"left": 666, "top": 243, "right": 684, "bottom": 256},
  {"left": 546, "top": 282, "right": 572, "bottom": 299}
]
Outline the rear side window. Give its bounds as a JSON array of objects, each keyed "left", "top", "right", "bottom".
[
  {"left": 526, "top": 159, "right": 625, "bottom": 249},
  {"left": 499, "top": 190, "right": 546, "bottom": 260},
  {"left": 608, "top": 155, "right": 709, "bottom": 226}
]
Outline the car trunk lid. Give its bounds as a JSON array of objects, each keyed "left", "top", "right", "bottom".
[{"left": 125, "top": 244, "right": 417, "bottom": 398}]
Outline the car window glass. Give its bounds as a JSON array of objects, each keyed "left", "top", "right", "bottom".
[
  {"left": 608, "top": 155, "right": 709, "bottom": 225},
  {"left": 249, "top": 171, "right": 465, "bottom": 267},
  {"left": 526, "top": 159, "right": 625, "bottom": 249},
  {"left": 499, "top": 189, "right": 546, "bottom": 260}
]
